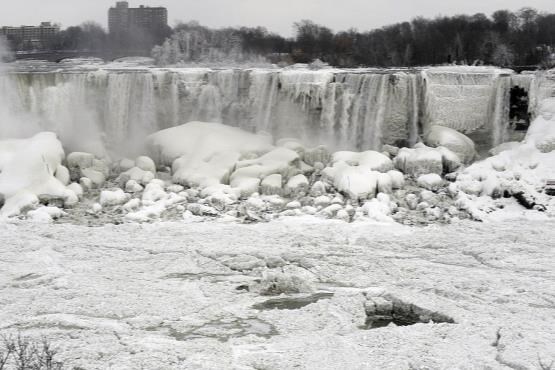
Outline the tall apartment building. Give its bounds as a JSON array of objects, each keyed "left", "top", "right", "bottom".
[
  {"left": 108, "top": 1, "right": 168, "bottom": 40},
  {"left": 0, "top": 22, "right": 60, "bottom": 50}
]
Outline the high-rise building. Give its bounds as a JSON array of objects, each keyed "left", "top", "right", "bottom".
[
  {"left": 108, "top": 1, "right": 168, "bottom": 40},
  {"left": 0, "top": 22, "right": 60, "bottom": 50}
]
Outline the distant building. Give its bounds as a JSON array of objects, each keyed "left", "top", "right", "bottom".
[
  {"left": 109, "top": 1, "right": 168, "bottom": 47},
  {"left": 0, "top": 22, "right": 60, "bottom": 50}
]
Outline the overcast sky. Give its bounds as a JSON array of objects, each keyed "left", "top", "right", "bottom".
[{"left": 1, "top": 0, "right": 554, "bottom": 36}]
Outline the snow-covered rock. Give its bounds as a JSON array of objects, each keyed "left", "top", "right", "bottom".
[
  {"left": 67, "top": 183, "right": 83, "bottom": 198},
  {"left": 0, "top": 132, "right": 75, "bottom": 217},
  {"left": 135, "top": 156, "right": 156, "bottom": 173},
  {"left": 322, "top": 162, "right": 379, "bottom": 200},
  {"left": 260, "top": 174, "right": 283, "bottom": 196},
  {"left": 174, "top": 150, "right": 240, "bottom": 188},
  {"left": 66, "top": 152, "right": 94, "bottom": 172},
  {"left": 125, "top": 180, "right": 144, "bottom": 193},
  {"left": 55, "top": 165, "right": 70, "bottom": 186},
  {"left": 387, "top": 170, "right": 405, "bottom": 189},
  {"left": 424, "top": 125, "right": 476, "bottom": 163},
  {"left": 100, "top": 189, "right": 128, "bottom": 207},
  {"left": 27, "top": 206, "right": 66, "bottom": 222},
  {"left": 146, "top": 121, "right": 273, "bottom": 166},
  {"left": 285, "top": 174, "right": 309, "bottom": 195},
  {"left": 81, "top": 168, "right": 105, "bottom": 188},
  {"left": 332, "top": 151, "right": 393, "bottom": 172},
  {"left": 417, "top": 174, "right": 444, "bottom": 191},
  {"left": 394, "top": 146, "right": 443, "bottom": 177},
  {"left": 119, "top": 167, "right": 154, "bottom": 186}
]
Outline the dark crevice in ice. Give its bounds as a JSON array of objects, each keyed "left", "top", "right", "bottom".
[{"left": 252, "top": 292, "right": 334, "bottom": 310}]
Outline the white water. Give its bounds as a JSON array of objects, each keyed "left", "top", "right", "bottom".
[{"left": 2, "top": 63, "right": 552, "bottom": 156}]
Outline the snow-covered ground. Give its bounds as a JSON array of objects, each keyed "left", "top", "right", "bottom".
[{"left": 0, "top": 217, "right": 553, "bottom": 369}]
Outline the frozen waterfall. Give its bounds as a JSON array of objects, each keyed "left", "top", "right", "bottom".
[{"left": 1, "top": 64, "right": 551, "bottom": 155}]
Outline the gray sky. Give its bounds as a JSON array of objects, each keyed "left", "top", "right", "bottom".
[{"left": 1, "top": 0, "right": 554, "bottom": 36}]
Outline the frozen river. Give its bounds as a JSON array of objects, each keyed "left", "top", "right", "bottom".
[{"left": 0, "top": 217, "right": 554, "bottom": 369}]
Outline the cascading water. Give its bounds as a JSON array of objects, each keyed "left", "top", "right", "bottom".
[{"left": 0, "top": 62, "right": 534, "bottom": 156}]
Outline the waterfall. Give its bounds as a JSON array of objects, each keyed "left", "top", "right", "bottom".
[
  {"left": 490, "top": 75, "right": 511, "bottom": 147},
  {"left": 0, "top": 64, "right": 523, "bottom": 156}
]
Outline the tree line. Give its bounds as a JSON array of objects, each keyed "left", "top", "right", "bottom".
[
  {"left": 289, "top": 8, "right": 555, "bottom": 68},
  {"left": 11, "top": 7, "right": 555, "bottom": 68}
]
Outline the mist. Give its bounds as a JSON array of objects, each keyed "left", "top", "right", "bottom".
[{"left": 0, "top": 39, "right": 106, "bottom": 156}]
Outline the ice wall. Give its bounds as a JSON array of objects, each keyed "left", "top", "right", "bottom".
[
  {"left": 422, "top": 67, "right": 513, "bottom": 147},
  {"left": 0, "top": 64, "right": 524, "bottom": 156},
  {"left": 527, "top": 70, "right": 555, "bottom": 119}
]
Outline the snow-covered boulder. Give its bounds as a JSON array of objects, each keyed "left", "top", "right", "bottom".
[
  {"left": 119, "top": 167, "right": 154, "bottom": 186},
  {"left": 233, "top": 148, "right": 300, "bottom": 180},
  {"left": 67, "top": 152, "right": 94, "bottom": 173},
  {"left": 424, "top": 125, "right": 476, "bottom": 163},
  {"left": 0, "top": 132, "right": 76, "bottom": 217},
  {"left": 100, "top": 189, "right": 128, "bottom": 207},
  {"left": 285, "top": 174, "right": 309, "bottom": 196},
  {"left": 310, "top": 181, "right": 327, "bottom": 197},
  {"left": 55, "top": 165, "right": 70, "bottom": 186},
  {"left": 125, "top": 180, "right": 144, "bottom": 193},
  {"left": 377, "top": 173, "right": 393, "bottom": 194},
  {"left": 135, "top": 156, "right": 156, "bottom": 173},
  {"left": 174, "top": 150, "right": 241, "bottom": 188},
  {"left": 118, "top": 158, "right": 136, "bottom": 172},
  {"left": 81, "top": 168, "right": 105, "bottom": 188},
  {"left": 146, "top": 121, "right": 273, "bottom": 166},
  {"left": 79, "top": 177, "right": 93, "bottom": 191},
  {"left": 394, "top": 146, "right": 443, "bottom": 177},
  {"left": 260, "top": 174, "right": 283, "bottom": 196},
  {"left": 27, "top": 206, "right": 66, "bottom": 223},
  {"left": 332, "top": 151, "right": 393, "bottom": 173},
  {"left": 417, "top": 173, "right": 444, "bottom": 191},
  {"left": 387, "top": 170, "right": 405, "bottom": 189},
  {"left": 67, "top": 183, "right": 83, "bottom": 198},
  {"left": 304, "top": 145, "right": 331, "bottom": 166},
  {"left": 359, "top": 193, "right": 395, "bottom": 222},
  {"left": 230, "top": 148, "right": 300, "bottom": 197},
  {"left": 322, "top": 162, "right": 379, "bottom": 200}
]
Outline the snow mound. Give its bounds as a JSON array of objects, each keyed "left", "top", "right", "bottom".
[
  {"left": 0, "top": 132, "right": 76, "bottom": 217},
  {"left": 146, "top": 121, "right": 273, "bottom": 166},
  {"left": 453, "top": 98, "right": 555, "bottom": 218}
]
